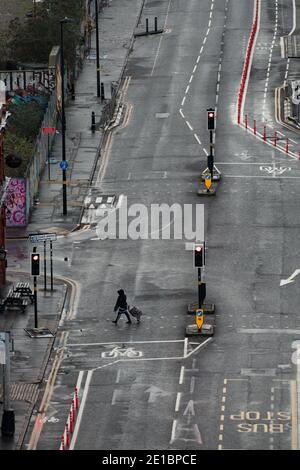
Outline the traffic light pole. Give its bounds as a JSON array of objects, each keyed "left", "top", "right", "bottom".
[
  {"left": 198, "top": 268, "right": 202, "bottom": 309},
  {"left": 33, "top": 246, "right": 38, "bottom": 329},
  {"left": 209, "top": 130, "right": 214, "bottom": 179}
]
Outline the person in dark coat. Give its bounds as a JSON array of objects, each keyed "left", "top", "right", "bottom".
[{"left": 112, "top": 289, "right": 131, "bottom": 324}]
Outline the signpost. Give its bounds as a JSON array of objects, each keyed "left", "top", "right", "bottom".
[{"left": 29, "top": 233, "right": 57, "bottom": 292}]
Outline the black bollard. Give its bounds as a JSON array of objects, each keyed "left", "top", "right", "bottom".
[
  {"left": 146, "top": 18, "right": 149, "bottom": 34},
  {"left": 101, "top": 82, "right": 105, "bottom": 101},
  {"left": 71, "top": 83, "right": 75, "bottom": 100},
  {"left": 154, "top": 17, "right": 158, "bottom": 32},
  {"left": 91, "top": 111, "right": 96, "bottom": 132}
]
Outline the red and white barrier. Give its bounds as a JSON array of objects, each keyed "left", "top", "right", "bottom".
[{"left": 237, "top": 0, "right": 260, "bottom": 125}]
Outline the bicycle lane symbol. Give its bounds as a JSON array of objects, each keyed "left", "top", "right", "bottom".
[{"left": 101, "top": 345, "right": 143, "bottom": 359}]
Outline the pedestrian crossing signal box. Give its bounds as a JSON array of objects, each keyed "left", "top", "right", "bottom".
[
  {"left": 31, "top": 253, "right": 40, "bottom": 276},
  {"left": 194, "top": 244, "right": 205, "bottom": 268}
]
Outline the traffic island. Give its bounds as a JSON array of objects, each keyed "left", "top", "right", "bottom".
[
  {"left": 187, "top": 301, "right": 215, "bottom": 315},
  {"left": 201, "top": 174, "right": 221, "bottom": 182},
  {"left": 185, "top": 323, "right": 215, "bottom": 337},
  {"left": 198, "top": 188, "right": 216, "bottom": 196}
]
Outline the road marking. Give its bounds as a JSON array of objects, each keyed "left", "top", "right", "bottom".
[
  {"left": 185, "top": 338, "right": 212, "bottom": 358},
  {"left": 190, "top": 376, "right": 196, "bottom": 393},
  {"left": 150, "top": 0, "right": 173, "bottom": 76},
  {"left": 186, "top": 121, "right": 193, "bottom": 131},
  {"left": 179, "top": 366, "right": 185, "bottom": 385},
  {"left": 194, "top": 133, "right": 202, "bottom": 145},
  {"left": 262, "top": 0, "right": 278, "bottom": 118},
  {"left": 184, "top": 338, "right": 188, "bottom": 358},
  {"left": 68, "top": 339, "right": 185, "bottom": 347},
  {"left": 289, "top": 0, "right": 297, "bottom": 36},
  {"left": 175, "top": 392, "right": 181, "bottom": 412},
  {"left": 237, "top": 329, "right": 300, "bottom": 334},
  {"left": 70, "top": 370, "right": 93, "bottom": 449},
  {"left": 280, "top": 269, "right": 300, "bottom": 287}
]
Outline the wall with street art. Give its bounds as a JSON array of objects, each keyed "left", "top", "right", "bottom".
[{"left": 6, "top": 178, "right": 27, "bottom": 227}]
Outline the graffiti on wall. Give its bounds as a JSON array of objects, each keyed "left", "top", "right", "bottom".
[{"left": 6, "top": 178, "right": 26, "bottom": 227}]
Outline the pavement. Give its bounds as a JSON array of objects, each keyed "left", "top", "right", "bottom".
[
  {"left": 0, "top": 273, "right": 66, "bottom": 450},
  {"left": 1, "top": 0, "right": 144, "bottom": 450}
]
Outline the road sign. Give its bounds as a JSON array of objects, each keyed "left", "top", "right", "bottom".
[
  {"left": 196, "top": 309, "right": 204, "bottom": 330},
  {"left": 42, "top": 127, "right": 56, "bottom": 135},
  {"left": 60, "top": 161, "right": 69, "bottom": 171},
  {"left": 204, "top": 175, "right": 212, "bottom": 190},
  {"left": 29, "top": 233, "right": 57, "bottom": 244}
]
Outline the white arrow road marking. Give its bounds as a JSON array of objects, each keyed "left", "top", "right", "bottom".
[
  {"left": 145, "top": 385, "right": 172, "bottom": 403},
  {"left": 280, "top": 269, "right": 300, "bottom": 287}
]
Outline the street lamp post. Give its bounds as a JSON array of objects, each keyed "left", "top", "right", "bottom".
[
  {"left": 60, "top": 18, "right": 75, "bottom": 216},
  {"left": 95, "top": 0, "right": 101, "bottom": 98}
]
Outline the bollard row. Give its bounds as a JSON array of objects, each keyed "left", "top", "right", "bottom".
[
  {"left": 59, "top": 387, "right": 80, "bottom": 450},
  {"left": 243, "top": 115, "right": 291, "bottom": 154}
]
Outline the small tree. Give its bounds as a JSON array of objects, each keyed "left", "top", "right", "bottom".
[{"left": 7, "top": 1, "right": 85, "bottom": 68}]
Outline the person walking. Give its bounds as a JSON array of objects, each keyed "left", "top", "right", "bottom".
[{"left": 112, "top": 289, "right": 132, "bottom": 324}]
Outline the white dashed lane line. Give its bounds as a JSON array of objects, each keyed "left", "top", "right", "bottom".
[
  {"left": 218, "top": 379, "right": 228, "bottom": 450},
  {"left": 178, "top": 0, "right": 229, "bottom": 156}
]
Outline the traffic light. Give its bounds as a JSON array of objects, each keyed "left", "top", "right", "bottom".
[
  {"left": 31, "top": 253, "right": 40, "bottom": 276},
  {"left": 207, "top": 109, "right": 215, "bottom": 130},
  {"left": 194, "top": 244, "right": 204, "bottom": 268}
]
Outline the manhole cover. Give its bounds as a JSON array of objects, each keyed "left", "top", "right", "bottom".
[{"left": 24, "top": 328, "right": 54, "bottom": 338}]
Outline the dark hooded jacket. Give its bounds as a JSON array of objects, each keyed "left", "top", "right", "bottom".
[{"left": 114, "top": 289, "right": 128, "bottom": 311}]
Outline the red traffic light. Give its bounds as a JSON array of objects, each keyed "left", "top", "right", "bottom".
[
  {"left": 31, "top": 253, "right": 40, "bottom": 276},
  {"left": 207, "top": 109, "right": 215, "bottom": 130},
  {"left": 194, "top": 244, "right": 204, "bottom": 268}
]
